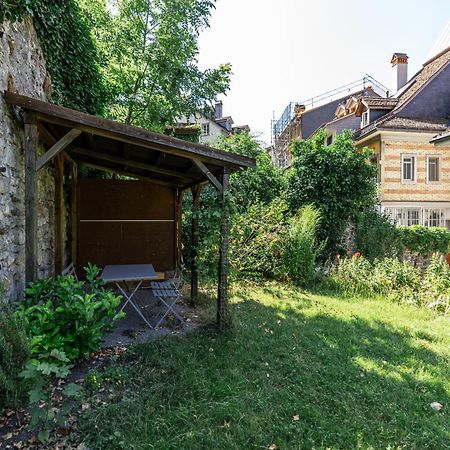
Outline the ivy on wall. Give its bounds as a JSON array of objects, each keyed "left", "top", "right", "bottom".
[{"left": 1, "top": 0, "right": 106, "bottom": 115}]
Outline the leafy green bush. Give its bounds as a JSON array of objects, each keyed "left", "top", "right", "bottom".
[
  {"left": 278, "top": 205, "right": 323, "bottom": 285},
  {"left": 354, "top": 208, "right": 400, "bottom": 260},
  {"left": 329, "top": 255, "right": 450, "bottom": 314},
  {"left": 0, "top": 302, "right": 31, "bottom": 409},
  {"left": 230, "top": 200, "right": 287, "bottom": 279},
  {"left": 20, "top": 349, "right": 81, "bottom": 443},
  {"left": 397, "top": 226, "right": 450, "bottom": 258},
  {"left": 420, "top": 256, "right": 450, "bottom": 314},
  {"left": 287, "top": 130, "right": 377, "bottom": 258},
  {"left": 16, "top": 265, "right": 123, "bottom": 362}
]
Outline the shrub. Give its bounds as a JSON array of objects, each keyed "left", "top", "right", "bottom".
[
  {"left": 287, "top": 130, "right": 376, "bottom": 257},
  {"left": 0, "top": 302, "right": 31, "bottom": 409},
  {"left": 278, "top": 205, "right": 323, "bottom": 285},
  {"left": 329, "top": 254, "right": 450, "bottom": 314},
  {"left": 421, "top": 255, "right": 450, "bottom": 314},
  {"left": 230, "top": 200, "right": 287, "bottom": 280},
  {"left": 397, "top": 226, "right": 450, "bottom": 259},
  {"left": 16, "top": 265, "right": 123, "bottom": 362},
  {"left": 354, "top": 208, "right": 400, "bottom": 260}
]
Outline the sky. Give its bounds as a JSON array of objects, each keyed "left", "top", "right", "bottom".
[{"left": 197, "top": 0, "right": 450, "bottom": 145}]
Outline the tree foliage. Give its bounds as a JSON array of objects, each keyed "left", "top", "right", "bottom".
[
  {"left": 287, "top": 130, "right": 377, "bottom": 257},
  {"left": 79, "top": 0, "right": 231, "bottom": 130}
]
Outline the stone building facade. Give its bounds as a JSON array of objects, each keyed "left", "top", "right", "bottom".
[{"left": 0, "top": 18, "right": 55, "bottom": 301}]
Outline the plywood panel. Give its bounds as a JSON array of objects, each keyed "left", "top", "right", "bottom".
[{"left": 77, "top": 180, "right": 176, "bottom": 276}]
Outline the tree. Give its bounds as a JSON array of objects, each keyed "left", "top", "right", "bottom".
[
  {"left": 79, "top": 0, "right": 231, "bottom": 131},
  {"left": 287, "top": 130, "right": 377, "bottom": 257}
]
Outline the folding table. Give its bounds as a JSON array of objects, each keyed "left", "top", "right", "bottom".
[{"left": 100, "top": 264, "right": 159, "bottom": 329}]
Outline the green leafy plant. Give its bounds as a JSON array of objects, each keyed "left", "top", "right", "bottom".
[
  {"left": 287, "top": 130, "right": 377, "bottom": 258},
  {"left": 354, "top": 208, "right": 400, "bottom": 260},
  {"left": 19, "top": 349, "right": 81, "bottom": 443},
  {"left": 278, "top": 205, "right": 324, "bottom": 285},
  {"left": 397, "top": 226, "right": 450, "bottom": 261},
  {"left": 16, "top": 264, "right": 123, "bottom": 362},
  {"left": 0, "top": 300, "right": 31, "bottom": 409}
]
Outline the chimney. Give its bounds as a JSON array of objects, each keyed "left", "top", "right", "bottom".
[
  {"left": 391, "top": 53, "right": 409, "bottom": 93},
  {"left": 214, "top": 101, "right": 223, "bottom": 119}
]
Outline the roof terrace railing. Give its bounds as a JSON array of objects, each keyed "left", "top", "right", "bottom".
[{"left": 272, "top": 75, "right": 390, "bottom": 140}]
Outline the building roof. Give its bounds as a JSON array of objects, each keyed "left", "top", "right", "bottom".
[
  {"left": 4, "top": 92, "right": 255, "bottom": 190},
  {"left": 396, "top": 45, "right": 450, "bottom": 109},
  {"left": 430, "top": 127, "right": 450, "bottom": 144},
  {"left": 355, "top": 46, "right": 450, "bottom": 140}
]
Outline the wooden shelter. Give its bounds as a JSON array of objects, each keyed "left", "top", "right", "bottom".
[{"left": 4, "top": 92, "right": 255, "bottom": 327}]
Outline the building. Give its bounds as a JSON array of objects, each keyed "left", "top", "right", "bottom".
[
  {"left": 354, "top": 47, "right": 450, "bottom": 228},
  {"left": 270, "top": 75, "right": 390, "bottom": 168},
  {"left": 176, "top": 101, "right": 250, "bottom": 145}
]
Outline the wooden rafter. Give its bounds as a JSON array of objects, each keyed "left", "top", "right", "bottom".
[
  {"left": 192, "top": 160, "right": 223, "bottom": 191},
  {"left": 70, "top": 147, "right": 195, "bottom": 182},
  {"left": 36, "top": 128, "right": 81, "bottom": 171}
]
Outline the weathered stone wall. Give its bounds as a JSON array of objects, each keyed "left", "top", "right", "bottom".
[{"left": 0, "top": 18, "right": 55, "bottom": 301}]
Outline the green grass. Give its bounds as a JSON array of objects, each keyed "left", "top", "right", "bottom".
[{"left": 79, "top": 284, "right": 450, "bottom": 449}]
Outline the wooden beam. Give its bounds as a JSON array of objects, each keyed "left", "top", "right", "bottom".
[
  {"left": 175, "top": 189, "right": 184, "bottom": 273},
  {"left": 24, "top": 112, "right": 38, "bottom": 283},
  {"left": 54, "top": 155, "right": 65, "bottom": 275},
  {"left": 193, "top": 160, "right": 223, "bottom": 191},
  {"left": 38, "top": 123, "right": 57, "bottom": 147},
  {"left": 70, "top": 147, "right": 195, "bottom": 182},
  {"left": 217, "top": 167, "right": 231, "bottom": 329},
  {"left": 36, "top": 128, "right": 81, "bottom": 171},
  {"left": 4, "top": 92, "right": 256, "bottom": 169},
  {"left": 190, "top": 184, "right": 202, "bottom": 305},
  {"left": 77, "top": 160, "right": 180, "bottom": 187},
  {"left": 71, "top": 163, "right": 78, "bottom": 269}
]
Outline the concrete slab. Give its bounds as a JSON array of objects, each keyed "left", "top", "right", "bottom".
[{"left": 101, "top": 290, "right": 201, "bottom": 348}]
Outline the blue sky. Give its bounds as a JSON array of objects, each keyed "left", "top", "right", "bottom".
[{"left": 197, "top": 0, "right": 450, "bottom": 144}]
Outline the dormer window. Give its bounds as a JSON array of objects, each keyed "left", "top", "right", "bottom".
[{"left": 361, "top": 110, "right": 370, "bottom": 127}]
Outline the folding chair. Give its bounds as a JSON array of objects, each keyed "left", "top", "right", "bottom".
[
  {"left": 61, "top": 262, "right": 78, "bottom": 281},
  {"left": 150, "top": 265, "right": 185, "bottom": 328}
]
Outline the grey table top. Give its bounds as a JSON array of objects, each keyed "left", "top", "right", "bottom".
[{"left": 100, "top": 264, "right": 158, "bottom": 282}]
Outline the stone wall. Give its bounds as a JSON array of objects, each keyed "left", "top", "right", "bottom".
[{"left": 0, "top": 18, "right": 55, "bottom": 301}]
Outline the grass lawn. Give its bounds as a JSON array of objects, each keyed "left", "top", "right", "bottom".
[{"left": 79, "top": 284, "right": 450, "bottom": 450}]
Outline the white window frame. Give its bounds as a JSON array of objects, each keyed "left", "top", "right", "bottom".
[
  {"left": 361, "top": 109, "right": 370, "bottom": 128},
  {"left": 384, "top": 206, "right": 448, "bottom": 228},
  {"left": 401, "top": 154, "right": 416, "bottom": 183},
  {"left": 201, "top": 123, "right": 210, "bottom": 136},
  {"left": 426, "top": 155, "right": 440, "bottom": 183}
]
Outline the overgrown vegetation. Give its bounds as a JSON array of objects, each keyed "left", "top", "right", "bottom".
[
  {"left": 330, "top": 254, "right": 450, "bottom": 314},
  {"left": 16, "top": 265, "right": 123, "bottom": 362},
  {"left": 1, "top": 0, "right": 107, "bottom": 114},
  {"left": 287, "top": 130, "right": 377, "bottom": 256},
  {"left": 77, "top": 285, "right": 450, "bottom": 449},
  {"left": 0, "top": 302, "right": 30, "bottom": 409}
]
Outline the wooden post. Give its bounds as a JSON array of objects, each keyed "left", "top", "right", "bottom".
[
  {"left": 71, "top": 163, "right": 78, "bottom": 269},
  {"left": 217, "top": 167, "right": 231, "bottom": 328},
  {"left": 190, "top": 184, "right": 202, "bottom": 305},
  {"left": 54, "top": 155, "right": 65, "bottom": 275},
  {"left": 174, "top": 189, "right": 184, "bottom": 270},
  {"left": 24, "top": 112, "right": 38, "bottom": 283}
]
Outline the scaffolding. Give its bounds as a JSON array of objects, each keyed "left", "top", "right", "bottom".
[{"left": 271, "top": 75, "right": 390, "bottom": 168}]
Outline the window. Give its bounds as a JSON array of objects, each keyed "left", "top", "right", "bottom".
[
  {"left": 201, "top": 123, "right": 210, "bottom": 136},
  {"left": 361, "top": 110, "right": 370, "bottom": 127},
  {"left": 402, "top": 155, "right": 416, "bottom": 182},
  {"left": 427, "top": 156, "right": 440, "bottom": 182},
  {"left": 385, "top": 206, "right": 447, "bottom": 228},
  {"left": 326, "top": 134, "right": 333, "bottom": 146},
  {"left": 424, "top": 209, "right": 445, "bottom": 227},
  {"left": 407, "top": 208, "right": 420, "bottom": 226}
]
